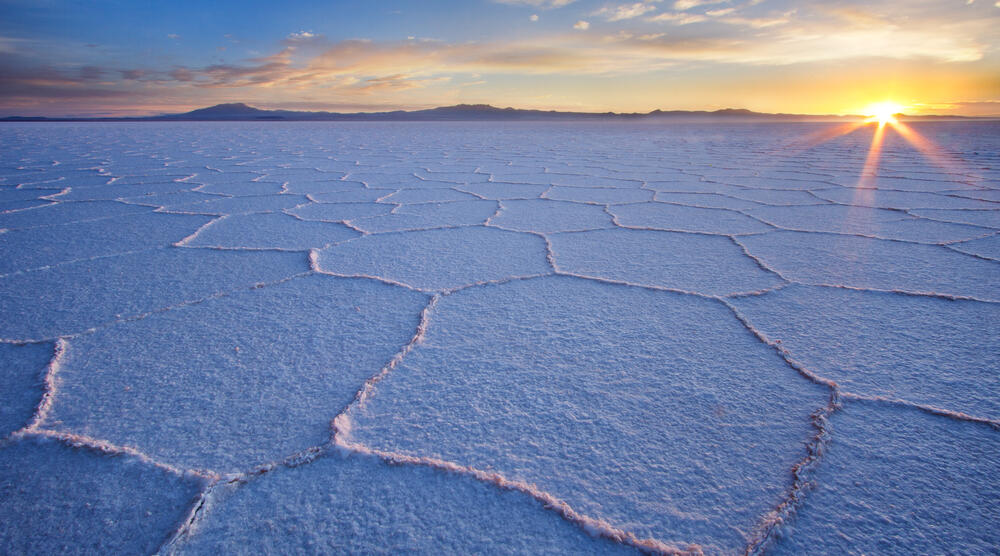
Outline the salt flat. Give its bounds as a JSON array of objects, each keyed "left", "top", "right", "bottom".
[{"left": 1, "top": 121, "right": 998, "bottom": 555}]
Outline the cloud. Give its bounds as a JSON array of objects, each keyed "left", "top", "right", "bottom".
[
  {"left": 719, "top": 12, "right": 794, "bottom": 28},
  {"left": 167, "top": 33, "right": 180, "bottom": 40},
  {"left": 192, "top": 60, "right": 294, "bottom": 88},
  {"left": 650, "top": 7, "right": 793, "bottom": 28},
  {"left": 530, "top": 14, "right": 539, "bottom": 21},
  {"left": 911, "top": 99, "right": 1000, "bottom": 116},
  {"left": 2, "top": 0, "right": 996, "bottom": 116},
  {"left": 20, "top": 15, "right": 990, "bottom": 98},
  {"left": 492, "top": 0, "right": 575, "bottom": 8},
  {"left": 594, "top": 2, "right": 659, "bottom": 21},
  {"left": 646, "top": 12, "right": 707, "bottom": 24},
  {"left": 170, "top": 68, "right": 195, "bottom": 81},
  {"left": 0, "top": 56, "right": 136, "bottom": 104},
  {"left": 356, "top": 74, "right": 451, "bottom": 92},
  {"left": 287, "top": 30, "right": 318, "bottom": 40},
  {"left": 0, "top": 36, "right": 30, "bottom": 54},
  {"left": 672, "top": 0, "right": 723, "bottom": 10}
]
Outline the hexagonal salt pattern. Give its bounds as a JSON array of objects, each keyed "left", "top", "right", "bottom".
[
  {"left": 174, "top": 452, "right": 639, "bottom": 555},
  {"left": 2, "top": 120, "right": 997, "bottom": 554},
  {"left": 43, "top": 275, "right": 429, "bottom": 472},
  {"left": 771, "top": 401, "right": 1000, "bottom": 555},
  {"left": 737, "top": 230, "right": 1000, "bottom": 301},
  {"left": 347, "top": 276, "right": 829, "bottom": 553},
  {"left": 550, "top": 228, "right": 784, "bottom": 296},
  {"left": 316, "top": 226, "right": 551, "bottom": 291},
  {"left": 731, "top": 284, "right": 1000, "bottom": 420}
]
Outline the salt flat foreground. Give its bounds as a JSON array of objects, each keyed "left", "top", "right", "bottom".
[{"left": 0, "top": 121, "right": 997, "bottom": 555}]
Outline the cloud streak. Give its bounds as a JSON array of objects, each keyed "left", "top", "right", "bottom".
[
  {"left": 492, "top": 0, "right": 576, "bottom": 8},
  {"left": 595, "top": 3, "right": 658, "bottom": 21},
  {"left": 0, "top": 0, "right": 996, "bottom": 116}
]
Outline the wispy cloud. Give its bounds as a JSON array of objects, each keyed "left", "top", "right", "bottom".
[
  {"left": 492, "top": 0, "right": 576, "bottom": 8},
  {"left": 594, "top": 2, "right": 658, "bottom": 21},
  {"left": 2, "top": 0, "right": 997, "bottom": 116},
  {"left": 287, "top": 31, "right": 318, "bottom": 40},
  {"left": 646, "top": 12, "right": 707, "bottom": 24},
  {"left": 910, "top": 99, "right": 1000, "bottom": 116},
  {"left": 356, "top": 74, "right": 451, "bottom": 92},
  {"left": 718, "top": 12, "right": 793, "bottom": 28},
  {"left": 0, "top": 36, "right": 31, "bottom": 54},
  {"left": 672, "top": 0, "right": 724, "bottom": 11},
  {"left": 3, "top": 13, "right": 990, "bottom": 105}
]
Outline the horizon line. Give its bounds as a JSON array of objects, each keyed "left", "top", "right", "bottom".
[{"left": 4, "top": 102, "right": 998, "bottom": 121}]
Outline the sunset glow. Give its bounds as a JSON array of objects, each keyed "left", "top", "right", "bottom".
[
  {"left": 846, "top": 100, "right": 960, "bottom": 190},
  {"left": 863, "top": 101, "right": 906, "bottom": 126},
  {"left": 0, "top": 1, "right": 997, "bottom": 117}
]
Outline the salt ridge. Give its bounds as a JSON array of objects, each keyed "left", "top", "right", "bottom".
[{"left": 1, "top": 122, "right": 997, "bottom": 554}]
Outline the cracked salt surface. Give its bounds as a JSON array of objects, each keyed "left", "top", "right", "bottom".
[
  {"left": 348, "top": 199, "right": 499, "bottom": 233},
  {"left": 950, "top": 233, "right": 1000, "bottom": 260},
  {"left": 180, "top": 212, "right": 359, "bottom": 250},
  {"left": 0, "top": 211, "right": 213, "bottom": 275},
  {"left": 730, "top": 285, "right": 1000, "bottom": 421},
  {"left": 1, "top": 121, "right": 998, "bottom": 554},
  {"left": 737, "top": 230, "right": 1000, "bottom": 301},
  {"left": 457, "top": 180, "right": 551, "bottom": 200},
  {"left": 316, "top": 226, "right": 551, "bottom": 291},
  {"left": 770, "top": 401, "right": 1000, "bottom": 555},
  {"left": 548, "top": 228, "right": 783, "bottom": 296},
  {"left": 0, "top": 342, "right": 53, "bottom": 436},
  {"left": 491, "top": 199, "right": 615, "bottom": 233},
  {"left": 346, "top": 276, "right": 829, "bottom": 554},
  {"left": 744, "top": 204, "right": 993, "bottom": 243},
  {"left": 0, "top": 436, "right": 204, "bottom": 554},
  {"left": 610, "top": 202, "right": 773, "bottom": 235},
  {"left": 162, "top": 194, "right": 310, "bottom": 216},
  {"left": 173, "top": 451, "right": 635, "bottom": 555},
  {"left": 45, "top": 274, "right": 428, "bottom": 472},
  {"left": 0, "top": 248, "right": 307, "bottom": 341},
  {"left": 0, "top": 200, "right": 151, "bottom": 229}
]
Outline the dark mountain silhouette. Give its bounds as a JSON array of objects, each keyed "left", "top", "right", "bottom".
[
  {"left": 2, "top": 103, "right": 981, "bottom": 122},
  {"left": 157, "top": 103, "right": 842, "bottom": 121},
  {"left": 180, "top": 103, "right": 269, "bottom": 118}
]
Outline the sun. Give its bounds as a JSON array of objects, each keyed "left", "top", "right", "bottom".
[{"left": 863, "top": 101, "right": 905, "bottom": 125}]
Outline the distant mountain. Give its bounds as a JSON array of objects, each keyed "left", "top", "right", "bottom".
[
  {"left": 157, "top": 103, "right": 846, "bottom": 122},
  {"left": 178, "top": 103, "right": 270, "bottom": 118},
  {"left": 1, "top": 103, "right": 985, "bottom": 122}
]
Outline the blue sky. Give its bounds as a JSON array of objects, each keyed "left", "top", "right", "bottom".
[{"left": 1, "top": 0, "right": 998, "bottom": 116}]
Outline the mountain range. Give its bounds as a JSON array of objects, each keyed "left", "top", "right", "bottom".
[{"left": 1, "top": 103, "right": 978, "bottom": 122}]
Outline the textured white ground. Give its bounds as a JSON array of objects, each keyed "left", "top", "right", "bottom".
[{"left": 0, "top": 121, "right": 997, "bottom": 555}]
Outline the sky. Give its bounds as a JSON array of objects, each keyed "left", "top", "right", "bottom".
[{"left": 1, "top": 0, "right": 998, "bottom": 117}]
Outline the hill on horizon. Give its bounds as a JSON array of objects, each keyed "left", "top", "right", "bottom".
[{"left": 1, "top": 102, "right": 980, "bottom": 122}]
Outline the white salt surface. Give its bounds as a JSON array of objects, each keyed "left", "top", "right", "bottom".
[
  {"left": 0, "top": 121, "right": 997, "bottom": 555},
  {"left": 0, "top": 436, "right": 204, "bottom": 554},
  {"left": 770, "top": 401, "right": 1000, "bottom": 555}
]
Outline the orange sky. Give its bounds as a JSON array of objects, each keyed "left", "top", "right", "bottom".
[{"left": 1, "top": 0, "right": 998, "bottom": 116}]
